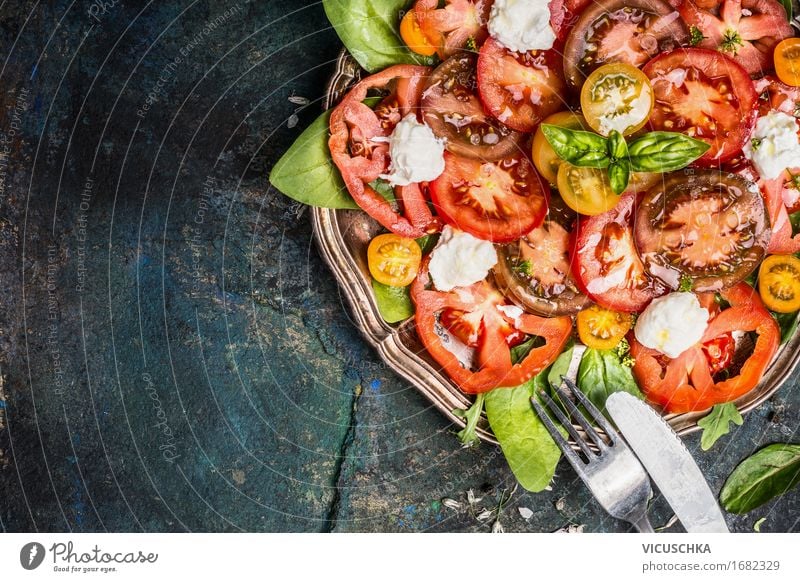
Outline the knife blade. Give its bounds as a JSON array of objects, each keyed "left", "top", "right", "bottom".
[{"left": 606, "top": 392, "right": 729, "bottom": 533}]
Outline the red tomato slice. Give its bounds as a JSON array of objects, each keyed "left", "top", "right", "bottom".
[
  {"left": 678, "top": 0, "right": 794, "bottom": 75},
  {"left": 476, "top": 37, "right": 567, "bottom": 133},
  {"left": 429, "top": 152, "right": 549, "bottom": 243},
  {"left": 411, "top": 259, "right": 573, "bottom": 393},
  {"left": 631, "top": 283, "right": 780, "bottom": 413},
  {"left": 754, "top": 76, "right": 800, "bottom": 122},
  {"left": 642, "top": 48, "right": 758, "bottom": 166},
  {"left": 762, "top": 176, "right": 800, "bottom": 254},
  {"left": 329, "top": 65, "right": 439, "bottom": 238},
  {"left": 571, "top": 193, "right": 664, "bottom": 312},
  {"left": 414, "top": 0, "right": 492, "bottom": 59}
]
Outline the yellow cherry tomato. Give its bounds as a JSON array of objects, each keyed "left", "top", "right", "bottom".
[
  {"left": 580, "top": 63, "right": 654, "bottom": 137},
  {"left": 532, "top": 111, "right": 588, "bottom": 185},
  {"left": 774, "top": 38, "right": 800, "bottom": 87},
  {"left": 400, "top": 10, "right": 437, "bottom": 57},
  {"left": 368, "top": 233, "right": 422, "bottom": 287},
  {"left": 577, "top": 305, "right": 632, "bottom": 350},
  {"left": 556, "top": 162, "right": 620, "bottom": 216},
  {"left": 758, "top": 254, "right": 800, "bottom": 313}
]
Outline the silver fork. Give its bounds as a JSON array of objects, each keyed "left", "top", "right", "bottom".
[{"left": 531, "top": 378, "right": 655, "bottom": 533}]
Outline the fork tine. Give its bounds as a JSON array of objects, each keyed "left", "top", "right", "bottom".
[
  {"left": 530, "top": 398, "right": 585, "bottom": 468},
  {"left": 555, "top": 380, "right": 609, "bottom": 450},
  {"left": 539, "top": 391, "right": 596, "bottom": 459},
  {"left": 561, "top": 377, "right": 620, "bottom": 443}
]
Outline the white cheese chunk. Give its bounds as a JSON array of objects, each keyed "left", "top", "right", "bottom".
[
  {"left": 488, "top": 0, "right": 556, "bottom": 53},
  {"left": 379, "top": 114, "right": 446, "bottom": 186},
  {"left": 634, "top": 292, "right": 709, "bottom": 359},
  {"left": 428, "top": 226, "right": 498, "bottom": 292},
  {"left": 743, "top": 111, "right": 800, "bottom": 180}
]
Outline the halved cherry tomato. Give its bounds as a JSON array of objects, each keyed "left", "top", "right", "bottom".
[
  {"left": 421, "top": 53, "right": 524, "bottom": 161},
  {"left": 758, "top": 254, "right": 800, "bottom": 313},
  {"left": 492, "top": 219, "right": 592, "bottom": 316},
  {"left": 580, "top": 63, "right": 654, "bottom": 137},
  {"left": 411, "top": 259, "right": 573, "bottom": 393},
  {"left": 577, "top": 305, "right": 632, "bottom": 349},
  {"left": 476, "top": 37, "right": 567, "bottom": 133},
  {"left": 634, "top": 170, "right": 771, "bottom": 292},
  {"left": 642, "top": 48, "right": 758, "bottom": 166},
  {"left": 678, "top": 0, "right": 794, "bottom": 75},
  {"left": 400, "top": 9, "right": 438, "bottom": 56},
  {"left": 329, "top": 65, "right": 438, "bottom": 238},
  {"left": 532, "top": 111, "right": 588, "bottom": 185},
  {"left": 413, "top": 0, "right": 492, "bottom": 59},
  {"left": 572, "top": 193, "right": 664, "bottom": 312},
  {"left": 631, "top": 283, "right": 779, "bottom": 413},
  {"left": 775, "top": 38, "right": 800, "bottom": 87},
  {"left": 367, "top": 233, "right": 422, "bottom": 287},
  {"left": 557, "top": 163, "right": 619, "bottom": 216},
  {"left": 430, "top": 151, "right": 548, "bottom": 243},
  {"left": 563, "top": 0, "right": 689, "bottom": 90}
]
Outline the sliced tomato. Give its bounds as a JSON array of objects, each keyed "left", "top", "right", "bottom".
[
  {"left": 492, "top": 219, "right": 592, "bottom": 316},
  {"left": 643, "top": 48, "right": 758, "bottom": 166},
  {"left": 421, "top": 53, "right": 524, "bottom": 161},
  {"left": 755, "top": 75, "right": 800, "bottom": 118},
  {"left": 532, "top": 111, "right": 588, "bottom": 185},
  {"left": 367, "top": 233, "right": 422, "bottom": 287},
  {"left": 563, "top": 0, "right": 689, "bottom": 90},
  {"left": 411, "top": 259, "right": 573, "bottom": 393},
  {"left": 572, "top": 193, "right": 664, "bottom": 312},
  {"left": 577, "top": 305, "right": 632, "bottom": 350},
  {"left": 678, "top": 0, "right": 794, "bottom": 75},
  {"left": 430, "top": 151, "right": 548, "bottom": 243},
  {"left": 775, "top": 38, "right": 800, "bottom": 87},
  {"left": 631, "top": 283, "right": 779, "bottom": 413},
  {"left": 758, "top": 254, "right": 800, "bottom": 312},
  {"left": 414, "top": 0, "right": 492, "bottom": 59},
  {"left": 762, "top": 176, "right": 800, "bottom": 254},
  {"left": 634, "top": 170, "right": 771, "bottom": 292},
  {"left": 329, "top": 65, "right": 438, "bottom": 238},
  {"left": 400, "top": 9, "right": 438, "bottom": 56},
  {"left": 557, "top": 163, "right": 620, "bottom": 216},
  {"left": 476, "top": 37, "right": 567, "bottom": 133}
]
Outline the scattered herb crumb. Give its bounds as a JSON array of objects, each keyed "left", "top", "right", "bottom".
[
  {"left": 679, "top": 274, "right": 694, "bottom": 292},
  {"left": 656, "top": 514, "right": 679, "bottom": 532},
  {"left": 754, "top": 517, "right": 766, "bottom": 532},
  {"left": 518, "top": 507, "right": 534, "bottom": 520},
  {"left": 689, "top": 26, "right": 706, "bottom": 46},
  {"left": 514, "top": 259, "right": 533, "bottom": 276}
]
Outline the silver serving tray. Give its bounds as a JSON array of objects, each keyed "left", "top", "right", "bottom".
[{"left": 311, "top": 37, "right": 800, "bottom": 444}]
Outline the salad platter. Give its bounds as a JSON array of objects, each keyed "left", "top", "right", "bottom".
[{"left": 272, "top": 0, "right": 800, "bottom": 489}]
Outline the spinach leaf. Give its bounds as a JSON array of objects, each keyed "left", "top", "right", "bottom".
[
  {"left": 269, "top": 109, "right": 357, "bottom": 209},
  {"left": 371, "top": 279, "right": 413, "bottom": 323},
  {"left": 577, "top": 348, "right": 644, "bottom": 415},
  {"left": 415, "top": 233, "right": 440, "bottom": 255},
  {"left": 322, "top": 0, "right": 432, "bottom": 73},
  {"left": 546, "top": 343, "right": 574, "bottom": 392},
  {"left": 772, "top": 311, "right": 799, "bottom": 345},
  {"left": 485, "top": 375, "right": 561, "bottom": 492},
  {"left": 720, "top": 444, "right": 800, "bottom": 514},
  {"left": 697, "top": 402, "right": 743, "bottom": 451}
]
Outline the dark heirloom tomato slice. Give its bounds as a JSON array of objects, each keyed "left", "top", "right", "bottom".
[
  {"left": 634, "top": 170, "right": 771, "bottom": 292},
  {"left": 642, "top": 48, "right": 758, "bottom": 166},
  {"left": 329, "top": 65, "right": 438, "bottom": 238},
  {"left": 492, "top": 219, "right": 592, "bottom": 316},
  {"left": 562, "top": 0, "right": 688, "bottom": 90},
  {"left": 631, "top": 283, "right": 779, "bottom": 413},
  {"left": 414, "top": 0, "right": 492, "bottom": 59},
  {"left": 476, "top": 37, "right": 567, "bottom": 133},
  {"left": 572, "top": 193, "right": 664, "bottom": 312},
  {"left": 421, "top": 53, "right": 524, "bottom": 161},
  {"left": 411, "top": 259, "right": 573, "bottom": 393},
  {"left": 678, "top": 0, "right": 794, "bottom": 75},
  {"left": 430, "top": 152, "right": 548, "bottom": 243}
]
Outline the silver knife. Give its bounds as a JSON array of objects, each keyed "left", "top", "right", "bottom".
[{"left": 606, "top": 392, "right": 729, "bottom": 533}]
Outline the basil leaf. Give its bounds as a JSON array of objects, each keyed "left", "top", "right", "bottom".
[
  {"left": 697, "top": 402, "right": 743, "bottom": 451},
  {"left": 577, "top": 348, "right": 644, "bottom": 415},
  {"left": 371, "top": 279, "right": 413, "bottom": 323},
  {"left": 269, "top": 109, "right": 358, "bottom": 209},
  {"left": 608, "top": 160, "right": 630, "bottom": 195},
  {"left": 484, "top": 375, "right": 561, "bottom": 492},
  {"left": 322, "top": 0, "right": 433, "bottom": 73},
  {"left": 607, "top": 130, "right": 628, "bottom": 160},
  {"left": 772, "top": 310, "right": 799, "bottom": 345},
  {"left": 628, "top": 132, "right": 711, "bottom": 172},
  {"left": 720, "top": 444, "right": 800, "bottom": 514},
  {"left": 540, "top": 124, "right": 610, "bottom": 168}
]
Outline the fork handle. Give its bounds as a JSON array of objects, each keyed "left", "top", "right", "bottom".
[{"left": 632, "top": 514, "right": 655, "bottom": 533}]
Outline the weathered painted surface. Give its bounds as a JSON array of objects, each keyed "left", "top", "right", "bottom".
[{"left": 0, "top": 0, "right": 798, "bottom": 533}]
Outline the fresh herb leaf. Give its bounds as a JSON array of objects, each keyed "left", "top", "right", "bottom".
[
  {"left": 720, "top": 29, "right": 744, "bottom": 54},
  {"left": 510, "top": 335, "right": 544, "bottom": 364},
  {"left": 606, "top": 130, "right": 628, "bottom": 160},
  {"left": 514, "top": 259, "right": 533, "bottom": 276},
  {"left": 608, "top": 160, "right": 630, "bottom": 194},
  {"left": 540, "top": 125, "right": 610, "bottom": 168},
  {"left": 322, "top": 0, "right": 433, "bottom": 73},
  {"left": 779, "top": 0, "right": 792, "bottom": 21},
  {"left": 415, "top": 233, "right": 439, "bottom": 255},
  {"left": 368, "top": 178, "right": 396, "bottom": 202},
  {"left": 697, "top": 402, "right": 743, "bottom": 451},
  {"left": 466, "top": 36, "right": 478, "bottom": 52},
  {"left": 576, "top": 348, "right": 644, "bottom": 415},
  {"left": 613, "top": 337, "right": 635, "bottom": 367},
  {"left": 628, "top": 132, "right": 710, "bottom": 172},
  {"left": 786, "top": 171, "right": 800, "bottom": 194},
  {"left": 689, "top": 26, "right": 706, "bottom": 46},
  {"left": 720, "top": 444, "right": 800, "bottom": 514},
  {"left": 749, "top": 138, "right": 762, "bottom": 151},
  {"left": 772, "top": 310, "right": 800, "bottom": 345},
  {"left": 679, "top": 274, "right": 694, "bottom": 292},
  {"left": 453, "top": 393, "right": 485, "bottom": 447},
  {"left": 371, "top": 279, "right": 414, "bottom": 323}
]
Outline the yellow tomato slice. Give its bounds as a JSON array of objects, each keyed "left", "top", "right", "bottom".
[
  {"left": 580, "top": 63, "right": 654, "bottom": 137},
  {"left": 400, "top": 10, "right": 438, "bottom": 57},
  {"left": 368, "top": 233, "right": 422, "bottom": 287},
  {"left": 556, "top": 162, "right": 620, "bottom": 216},
  {"left": 758, "top": 254, "right": 800, "bottom": 313},
  {"left": 577, "top": 305, "right": 632, "bottom": 350},
  {"left": 532, "top": 111, "right": 588, "bottom": 185},
  {"left": 775, "top": 38, "right": 800, "bottom": 88}
]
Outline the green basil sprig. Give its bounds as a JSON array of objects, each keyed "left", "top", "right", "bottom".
[{"left": 540, "top": 125, "right": 710, "bottom": 194}]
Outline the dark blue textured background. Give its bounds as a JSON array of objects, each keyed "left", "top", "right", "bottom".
[{"left": 0, "top": 0, "right": 797, "bottom": 532}]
